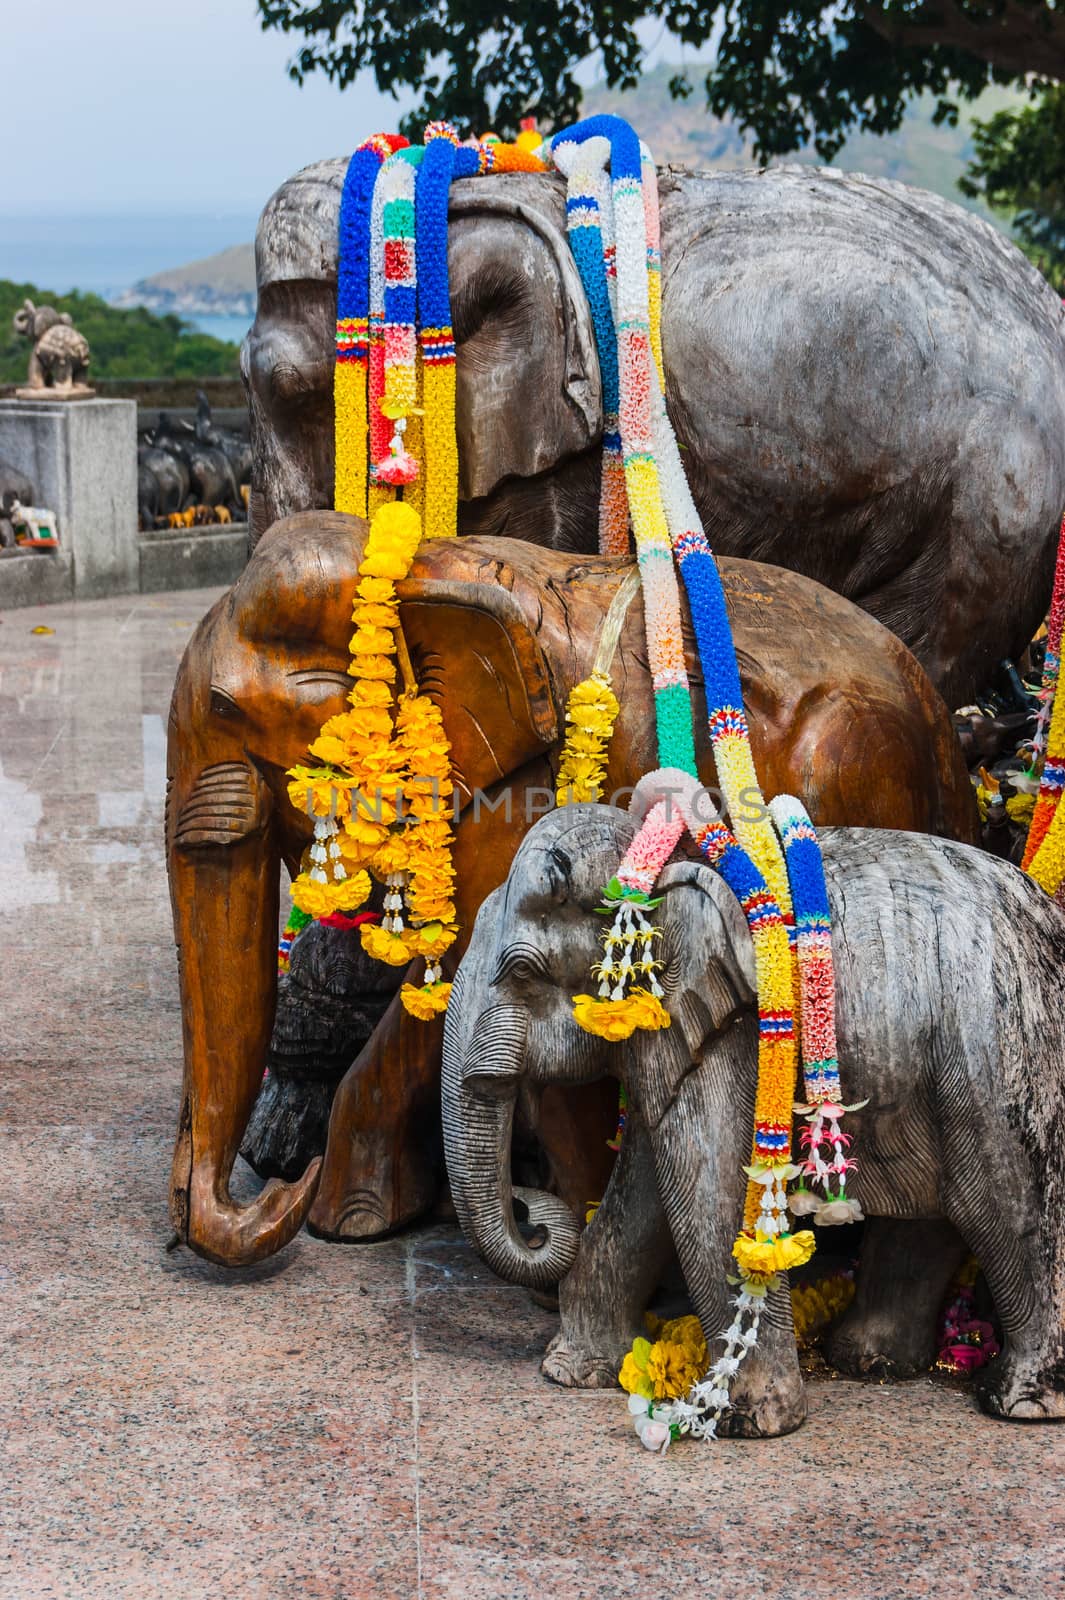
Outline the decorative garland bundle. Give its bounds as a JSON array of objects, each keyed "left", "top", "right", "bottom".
[
  {"left": 293, "top": 122, "right": 551, "bottom": 1017},
  {"left": 546, "top": 115, "right": 856, "bottom": 1444},
  {"left": 304, "top": 112, "right": 855, "bottom": 1438},
  {"left": 334, "top": 124, "right": 547, "bottom": 526}
]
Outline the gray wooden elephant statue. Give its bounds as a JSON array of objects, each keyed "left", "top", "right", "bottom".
[
  {"left": 441, "top": 804, "right": 1065, "bottom": 1437},
  {"left": 245, "top": 158, "right": 1065, "bottom": 704}
]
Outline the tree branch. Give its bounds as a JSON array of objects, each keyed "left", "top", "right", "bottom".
[{"left": 858, "top": 0, "right": 1065, "bottom": 79}]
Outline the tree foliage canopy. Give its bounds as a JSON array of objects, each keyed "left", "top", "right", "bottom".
[
  {"left": 0, "top": 282, "right": 240, "bottom": 385},
  {"left": 960, "top": 85, "right": 1065, "bottom": 279},
  {"left": 258, "top": 0, "right": 1063, "bottom": 159}
]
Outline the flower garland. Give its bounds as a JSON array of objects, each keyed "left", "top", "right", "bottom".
[
  {"left": 1022, "top": 512, "right": 1065, "bottom": 887},
  {"left": 335, "top": 133, "right": 409, "bottom": 518},
  {"left": 935, "top": 1258, "right": 1000, "bottom": 1374},
  {"left": 554, "top": 671, "right": 620, "bottom": 805},
  {"left": 621, "top": 1274, "right": 855, "bottom": 1451},
  {"left": 286, "top": 501, "right": 456, "bottom": 1015},
  {"left": 571, "top": 779, "right": 686, "bottom": 1039},
  {"left": 769, "top": 795, "right": 865, "bottom": 1228},
  {"left": 1028, "top": 511, "right": 1065, "bottom": 772},
  {"left": 551, "top": 129, "right": 696, "bottom": 779},
  {"left": 372, "top": 147, "right": 423, "bottom": 487},
  {"left": 552, "top": 118, "right": 793, "bottom": 925},
  {"left": 297, "top": 122, "right": 550, "bottom": 1009},
  {"left": 277, "top": 905, "right": 312, "bottom": 974},
  {"left": 334, "top": 124, "right": 547, "bottom": 540},
  {"left": 550, "top": 126, "right": 698, "bottom": 1048},
  {"left": 543, "top": 118, "right": 853, "bottom": 1439},
  {"left": 549, "top": 123, "right": 793, "bottom": 1044}
]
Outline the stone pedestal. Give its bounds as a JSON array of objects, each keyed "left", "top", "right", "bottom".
[{"left": 0, "top": 398, "right": 137, "bottom": 601}]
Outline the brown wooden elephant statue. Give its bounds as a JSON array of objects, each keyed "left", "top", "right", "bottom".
[{"left": 166, "top": 510, "right": 977, "bottom": 1266}]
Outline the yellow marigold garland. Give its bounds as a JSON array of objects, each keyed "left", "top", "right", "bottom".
[
  {"left": 286, "top": 501, "right": 458, "bottom": 1016},
  {"left": 555, "top": 671, "right": 620, "bottom": 806}
]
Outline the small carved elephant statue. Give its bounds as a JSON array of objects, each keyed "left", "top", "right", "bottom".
[
  {"left": 441, "top": 804, "right": 1065, "bottom": 1435},
  {"left": 13, "top": 298, "right": 91, "bottom": 394},
  {"left": 166, "top": 510, "right": 977, "bottom": 1267}
]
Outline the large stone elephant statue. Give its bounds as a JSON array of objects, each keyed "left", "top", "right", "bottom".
[
  {"left": 245, "top": 159, "right": 1065, "bottom": 705},
  {"left": 442, "top": 805, "right": 1065, "bottom": 1435},
  {"left": 166, "top": 508, "right": 976, "bottom": 1266}
]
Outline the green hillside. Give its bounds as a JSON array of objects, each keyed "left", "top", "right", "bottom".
[
  {"left": 0, "top": 281, "right": 240, "bottom": 384},
  {"left": 584, "top": 66, "right": 1023, "bottom": 230}
]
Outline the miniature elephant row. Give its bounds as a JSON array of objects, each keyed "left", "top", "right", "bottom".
[
  {"left": 442, "top": 805, "right": 1065, "bottom": 1431},
  {"left": 166, "top": 508, "right": 976, "bottom": 1267},
  {"left": 246, "top": 160, "right": 1065, "bottom": 704}
]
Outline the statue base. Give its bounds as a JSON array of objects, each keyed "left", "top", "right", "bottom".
[
  {"left": 14, "top": 386, "right": 97, "bottom": 402},
  {"left": 0, "top": 397, "right": 136, "bottom": 601}
]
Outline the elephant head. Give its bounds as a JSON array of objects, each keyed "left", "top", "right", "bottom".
[
  {"left": 442, "top": 803, "right": 760, "bottom": 1295},
  {"left": 243, "top": 162, "right": 602, "bottom": 551},
  {"left": 167, "top": 509, "right": 564, "bottom": 1265}
]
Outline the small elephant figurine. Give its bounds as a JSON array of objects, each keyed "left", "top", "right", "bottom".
[
  {"left": 13, "top": 298, "right": 92, "bottom": 394},
  {"left": 9, "top": 499, "right": 59, "bottom": 546},
  {"left": 166, "top": 510, "right": 976, "bottom": 1267},
  {"left": 442, "top": 804, "right": 1065, "bottom": 1434}
]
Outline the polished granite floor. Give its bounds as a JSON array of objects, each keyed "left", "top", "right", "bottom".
[{"left": 2, "top": 588, "right": 1064, "bottom": 1600}]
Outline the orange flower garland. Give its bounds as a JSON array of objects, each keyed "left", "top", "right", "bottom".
[{"left": 287, "top": 501, "right": 457, "bottom": 1016}]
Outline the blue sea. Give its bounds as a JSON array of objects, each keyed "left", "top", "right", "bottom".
[{"left": 0, "top": 213, "right": 258, "bottom": 343}]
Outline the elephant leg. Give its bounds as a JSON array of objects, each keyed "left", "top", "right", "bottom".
[
  {"left": 825, "top": 1217, "right": 968, "bottom": 1379},
  {"left": 542, "top": 1107, "right": 672, "bottom": 1390},
  {"left": 308, "top": 985, "right": 443, "bottom": 1241},
  {"left": 944, "top": 1196, "right": 1065, "bottom": 1424},
  {"left": 651, "top": 1049, "right": 807, "bottom": 1440}
]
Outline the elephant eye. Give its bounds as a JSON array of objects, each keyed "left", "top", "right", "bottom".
[
  {"left": 492, "top": 943, "right": 549, "bottom": 986},
  {"left": 209, "top": 687, "right": 240, "bottom": 720}
]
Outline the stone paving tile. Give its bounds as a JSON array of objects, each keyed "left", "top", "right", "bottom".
[{"left": 3, "top": 588, "right": 1065, "bottom": 1599}]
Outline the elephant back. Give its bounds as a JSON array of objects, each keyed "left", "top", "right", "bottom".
[{"left": 36, "top": 323, "right": 90, "bottom": 364}]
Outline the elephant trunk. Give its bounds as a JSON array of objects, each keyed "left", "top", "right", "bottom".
[
  {"left": 442, "top": 994, "right": 580, "bottom": 1289},
  {"left": 167, "top": 742, "right": 321, "bottom": 1266}
]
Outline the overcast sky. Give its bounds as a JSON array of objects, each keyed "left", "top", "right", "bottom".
[
  {"left": 0, "top": 3, "right": 695, "bottom": 221},
  {"left": 0, "top": 0, "right": 412, "bottom": 217}
]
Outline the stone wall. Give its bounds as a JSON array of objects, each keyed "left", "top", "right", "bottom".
[{"left": 0, "top": 397, "right": 247, "bottom": 608}]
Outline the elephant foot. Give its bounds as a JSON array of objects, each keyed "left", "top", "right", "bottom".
[
  {"left": 241, "top": 1070, "right": 336, "bottom": 1182},
  {"left": 540, "top": 1330, "right": 625, "bottom": 1390},
  {"left": 716, "top": 1361, "right": 807, "bottom": 1439},
  {"left": 977, "top": 1357, "right": 1065, "bottom": 1423},
  {"left": 307, "top": 1180, "right": 435, "bottom": 1243},
  {"left": 825, "top": 1217, "right": 966, "bottom": 1381},
  {"left": 825, "top": 1319, "right": 935, "bottom": 1381}
]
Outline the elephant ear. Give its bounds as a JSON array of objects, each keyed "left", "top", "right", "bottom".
[
  {"left": 448, "top": 177, "right": 602, "bottom": 501},
  {"left": 632, "top": 860, "right": 757, "bottom": 1130},
  {"left": 398, "top": 578, "right": 559, "bottom": 796}
]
